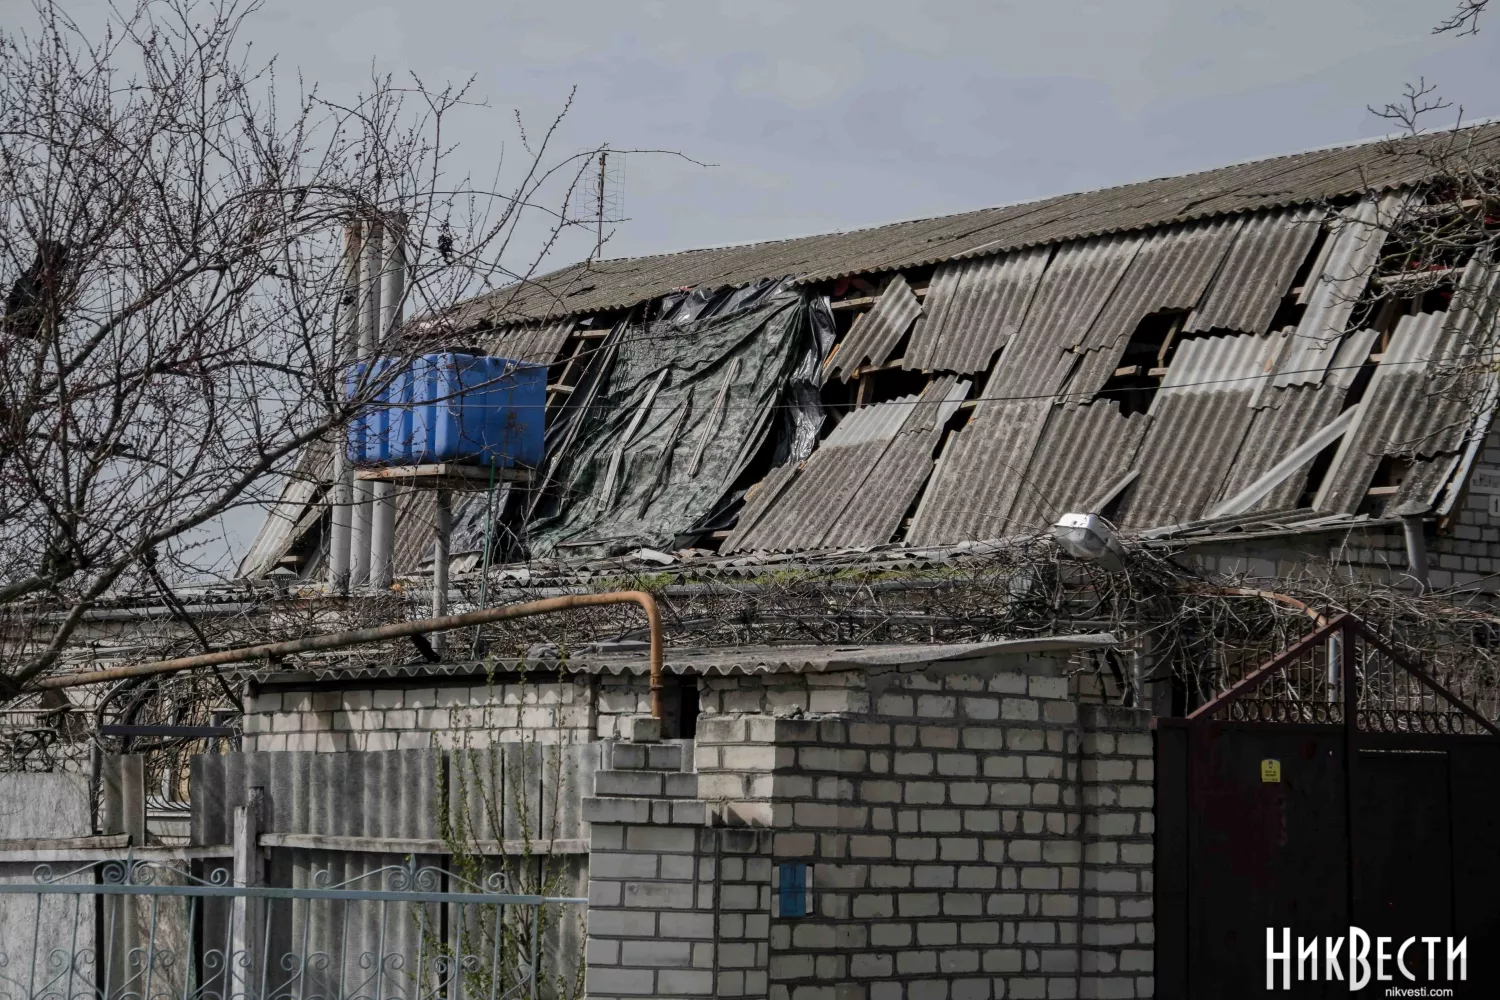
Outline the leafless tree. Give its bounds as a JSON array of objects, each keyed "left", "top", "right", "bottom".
[
  {"left": 1436, "top": 0, "right": 1490, "bottom": 34},
  {"left": 1352, "top": 3, "right": 1500, "bottom": 404},
  {"left": 0, "top": 0, "right": 616, "bottom": 694}
]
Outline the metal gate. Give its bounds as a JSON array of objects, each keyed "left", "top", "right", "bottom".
[{"left": 1155, "top": 614, "right": 1500, "bottom": 998}]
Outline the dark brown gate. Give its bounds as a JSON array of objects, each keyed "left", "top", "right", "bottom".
[{"left": 1155, "top": 614, "right": 1500, "bottom": 998}]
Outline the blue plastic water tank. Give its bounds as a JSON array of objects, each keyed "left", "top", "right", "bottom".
[
  {"left": 345, "top": 357, "right": 402, "bottom": 465},
  {"left": 347, "top": 353, "right": 546, "bottom": 468}
]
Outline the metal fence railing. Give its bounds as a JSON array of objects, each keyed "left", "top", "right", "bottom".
[{"left": 0, "top": 858, "right": 585, "bottom": 1000}]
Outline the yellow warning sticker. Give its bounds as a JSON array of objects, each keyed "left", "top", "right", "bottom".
[{"left": 1261, "top": 759, "right": 1281, "bottom": 783}]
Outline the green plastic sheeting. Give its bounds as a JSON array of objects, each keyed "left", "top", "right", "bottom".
[{"left": 526, "top": 282, "right": 816, "bottom": 558}]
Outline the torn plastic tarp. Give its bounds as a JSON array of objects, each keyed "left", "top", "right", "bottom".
[{"left": 524, "top": 279, "right": 819, "bottom": 558}]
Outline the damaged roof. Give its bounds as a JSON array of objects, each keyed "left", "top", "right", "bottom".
[{"left": 247, "top": 124, "right": 1500, "bottom": 583}]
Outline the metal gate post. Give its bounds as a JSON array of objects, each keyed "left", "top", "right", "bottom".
[{"left": 1341, "top": 620, "right": 1358, "bottom": 935}]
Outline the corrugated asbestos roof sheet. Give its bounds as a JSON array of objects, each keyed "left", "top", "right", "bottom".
[
  {"left": 1210, "top": 384, "right": 1345, "bottom": 513},
  {"left": 485, "top": 319, "right": 576, "bottom": 366},
  {"left": 1006, "top": 403, "right": 1150, "bottom": 532},
  {"left": 987, "top": 234, "right": 1140, "bottom": 400},
  {"left": 725, "top": 377, "right": 969, "bottom": 551},
  {"left": 1433, "top": 256, "right": 1500, "bottom": 365},
  {"left": 826, "top": 274, "right": 922, "bottom": 381},
  {"left": 1113, "top": 333, "right": 1279, "bottom": 528},
  {"left": 1273, "top": 194, "right": 1408, "bottom": 388},
  {"left": 907, "top": 398, "right": 1054, "bottom": 545},
  {"left": 1067, "top": 217, "right": 1242, "bottom": 398},
  {"left": 1082, "top": 217, "right": 1242, "bottom": 354},
  {"left": 461, "top": 123, "right": 1500, "bottom": 326},
  {"left": 722, "top": 403, "right": 907, "bottom": 552},
  {"left": 1316, "top": 311, "right": 1475, "bottom": 513},
  {"left": 719, "top": 461, "right": 800, "bottom": 552},
  {"left": 238, "top": 440, "right": 333, "bottom": 578},
  {"left": 820, "top": 379, "right": 970, "bottom": 548},
  {"left": 905, "top": 247, "right": 1050, "bottom": 375},
  {"left": 1185, "top": 207, "right": 1323, "bottom": 336}
]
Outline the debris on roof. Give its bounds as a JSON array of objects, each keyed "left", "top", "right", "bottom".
[
  {"left": 250, "top": 125, "right": 1500, "bottom": 587},
  {"left": 825, "top": 273, "right": 922, "bottom": 381},
  {"left": 725, "top": 377, "right": 969, "bottom": 552}
]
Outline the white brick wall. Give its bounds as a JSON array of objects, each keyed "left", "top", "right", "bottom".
[
  {"left": 242, "top": 676, "right": 594, "bottom": 751},
  {"left": 682, "top": 656, "right": 1153, "bottom": 1000},
  {"left": 584, "top": 743, "right": 732, "bottom": 999},
  {"left": 1187, "top": 420, "right": 1500, "bottom": 595}
]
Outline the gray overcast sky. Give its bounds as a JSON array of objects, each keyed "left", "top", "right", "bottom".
[
  {"left": 17, "top": 0, "right": 1500, "bottom": 573},
  {"left": 38, "top": 0, "right": 1500, "bottom": 264},
  {"left": 253, "top": 0, "right": 1499, "bottom": 260}
]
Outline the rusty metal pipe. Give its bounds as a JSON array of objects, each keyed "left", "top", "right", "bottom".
[{"left": 33, "top": 592, "right": 667, "bottom": 719}]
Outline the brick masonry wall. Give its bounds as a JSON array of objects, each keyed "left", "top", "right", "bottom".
[
  {"left": 1189, "top": 420, "right": 1500, "bottom": 594},
  {"left": 583, "top": 739, "right": 730, "bottom": 1000},
  {"left": 597, "top": 672, "right": 684, "bottom": 739},
  {"left": 614, "top": 652, "right": 1154, "bottom": 1000},
  {"left": 1431, "top": 422, "right": 1500, "bottom": 591},
  {"left": 241, "top": 675, "right": 594, "bottom": 750}
]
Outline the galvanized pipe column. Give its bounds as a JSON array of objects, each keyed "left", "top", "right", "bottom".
[
  {"left": 368, "top": 215, "right": 405, "bottom": 589},
  {"left": 326, "top": 224, "right": 362, "bottom": 593},
  {"left": 432, "top": 488, "right": 452, "bottom": 654},
  {"left": 351, "top": 219, "right": 384, "bottom": 587}
]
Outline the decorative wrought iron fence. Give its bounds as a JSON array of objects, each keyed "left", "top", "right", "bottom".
[
  {"left": 0, "top": 858, "right": 585, "bottom": 1000},
  {"left": 1188, "top": 613, "right": 1500, "bottom": 734}
]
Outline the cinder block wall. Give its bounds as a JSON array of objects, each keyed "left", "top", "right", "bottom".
[
  {"left": 585, "top": 652, "right": 1155, "bottom": 1000},
  {"left": 244, "top": 671, "right": 686, "bottom": 751},
  {"left": 241, "top": 675, "right": 595, "bottom": 750}
]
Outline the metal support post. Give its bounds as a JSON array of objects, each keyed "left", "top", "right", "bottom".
[
  {"left": 368, "top": 216, "right": 406, "bottom": 590},
  {"left": 1327, "top": 631, "right": 1341, "bottom": 704},
  {"left": 432, "top": 487, "right": 451, "bottom": 655},
  {"left": 1402, "top": 513, "right": 1430, "bottom": 593}
]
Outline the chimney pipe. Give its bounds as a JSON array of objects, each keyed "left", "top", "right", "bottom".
[
  {"left": 350, "top": 218, "right": 384, "bottom": 587},
  {"left": 326, "top": 223, "right": 361, "bottom": 594}
]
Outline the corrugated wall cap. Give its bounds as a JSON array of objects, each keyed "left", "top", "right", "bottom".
[
  {"left": 569, "top": 635, "right": 1119, "bottom": 676},
  {"left": 239, "top": 636, "right": 1118, "bottom": 685}
]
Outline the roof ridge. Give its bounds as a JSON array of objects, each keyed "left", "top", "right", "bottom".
[{"left": 579, "top": 117, "right": 1500, "bottom": 267}]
